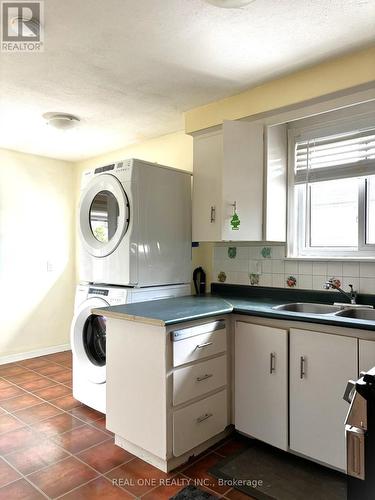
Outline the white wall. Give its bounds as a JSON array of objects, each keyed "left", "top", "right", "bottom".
[{"left": 0, "top": 149, "right": 76, "bottom": 358}]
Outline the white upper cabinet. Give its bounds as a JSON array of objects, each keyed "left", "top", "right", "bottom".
[
  {"left": 265, "top": 124, "right": 287, "bottom": 242},
  {"left": 192, "top": 120, "right": 264, "bottom": 242}
]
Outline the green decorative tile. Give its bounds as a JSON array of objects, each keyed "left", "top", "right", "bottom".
[
  {"left": 249, "top": 273, "right": 260, "bottom": 286},
  {"left": 261, "top": 247, "right": 272, "bottom": 259},
  {"left": 228, "top": 247, "right": 237, "bottom": 259}
]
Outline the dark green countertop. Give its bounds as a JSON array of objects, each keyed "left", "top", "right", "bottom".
[
  {"left": 92, "top": 295, "right": 233, "bottom": 326},
  {"left": 92, "top": 287, "right": 375, "bottom": 332}
]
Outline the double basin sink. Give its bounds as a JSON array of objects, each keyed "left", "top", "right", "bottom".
[{"left": 272, "top": 302, "right": 375, "bottom": 320}]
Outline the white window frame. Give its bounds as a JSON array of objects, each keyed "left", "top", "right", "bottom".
[{"left": 287, "top": 111, "right": 375, "bottom": 258}]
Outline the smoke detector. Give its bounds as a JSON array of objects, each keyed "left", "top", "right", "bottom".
[
  {"left": 43, "top": 112, "right": 80, "bottom": 130},
  {"left": 204, "top": 0, "right": 255, "bottom": 8}
]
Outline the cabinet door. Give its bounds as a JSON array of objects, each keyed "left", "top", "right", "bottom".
[
  {"left": 222, "top": 121, "right": 263, "bottom": 241},
  {"left": 192, "top": 130, "right": 223, "bottom": 241},
  {"left": 290, "top": 329, "right": 357, "bottom": 470},
  {"left": 359, "top": 339, "right": 375, "bottom": 373},
  {"left": 235, "top": 321, "right": 288, "bottom": 450}
]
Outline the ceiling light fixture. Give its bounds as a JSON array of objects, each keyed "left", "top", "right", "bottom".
[
  {"left": 43, "top": 112, "right": 80, "bottom": 130},
  {"left": 204, "top": 0, "right": 255, "bottom": 8}
]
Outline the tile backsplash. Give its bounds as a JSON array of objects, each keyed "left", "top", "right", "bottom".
[{"left": 212, "top": 244, "right": 375, "bottom": 294}]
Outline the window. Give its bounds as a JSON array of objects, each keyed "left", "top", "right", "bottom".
[{"left": 288, "top": 121, "right": 375, "bottom": 257}]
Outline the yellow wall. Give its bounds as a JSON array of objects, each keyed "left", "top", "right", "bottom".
[
  {"left": 0, "top": 149, "right": 76, "bottom": 358},
  {"left": 77, "top": 130, "right": 193, "bottom": 174},
  {"left": 185, "top": 46, "right": 375, "bottom": 133}
]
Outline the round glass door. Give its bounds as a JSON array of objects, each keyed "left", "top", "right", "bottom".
[
  {"left": 89, "top": 191, "right": 119, "bottom": 243},
  {"left": 79, "top": 174, "right": 130, "bottom": 258},
  {"left": 82, "top": 315, "right": 106, "bottom": 367}
]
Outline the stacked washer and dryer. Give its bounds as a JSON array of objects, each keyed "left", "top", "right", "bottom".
[{"left": 71, "top": 159, "right": 192, "bottom": 413}]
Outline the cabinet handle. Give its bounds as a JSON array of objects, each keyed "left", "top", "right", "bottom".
[
  {"left": 196, "top": 413, "right": 213, "bottom": 423},
  {"left": 300, "top": 356, "right": 306, "bottom": 379},
  {"left": 210, "top": 206, "right": 216, "bottom": 223},
  {"left": 270, "top": 353, "right": 276, "bottom": 374},
  {"left": 196, "top": 342, "right": 213, "bottom": 349},
  {"left": 196, "top": 374, "right": 213, "bottom": 382}
]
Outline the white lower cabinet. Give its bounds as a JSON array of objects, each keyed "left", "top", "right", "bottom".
[
  {"left": 173, "top": 389, "right": 228, "bottom": 456},
  {"left": 359, "top": 339, "right": 375, "bottom": 373},
  {"left": 289, "top": 329, "right": 357, "bottom": 470},
  {"left": 235, "top": 321, "right": 288, "bottom": 450},
  {"left": 173, "top": 355, "right": 227, "bottom": 406}
]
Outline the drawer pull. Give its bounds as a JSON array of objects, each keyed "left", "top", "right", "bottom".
[
  {"left": 196, "top": 374, "right": 213, "bottom": 382},
  {"left": 196, "top": 342, "right": 213, "bottom": 349},
  {"left": 270, "top": 352, "right": 276, "bottom": 374},
  {"left": 196, "top": 413, "right": 213, "bottom": 424}
]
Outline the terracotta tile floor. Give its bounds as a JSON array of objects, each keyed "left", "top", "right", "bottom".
[{"left": 0, "top": 351, "right": 252, "bottom": 499}]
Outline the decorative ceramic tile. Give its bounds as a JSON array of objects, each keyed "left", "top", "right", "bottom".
[
  {"left": 217, "top": 271, "right": 226, "bottom": 283},
  {"left": 212, "top": 243, "right": 371, "bottom": 293},
  {"left": 249, "top": 273, "right": 260, "bottom": 286},
  {"left": 328, "top": 277, "right": 342, "bottom": 289},
  {"left": 261, "top": 247, "right": 272, "bottom": 259},
  {"left": 228, "top": 247, "right": 237, "bottom": 259},
  {"left": 286, "top": 275, "right": 297, "bottom": 288}
]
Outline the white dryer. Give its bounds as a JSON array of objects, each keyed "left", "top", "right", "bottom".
[
  {"left": 70, "top": 283, "right": 190, "bottom": 413},
  {"left": 78, "top": 158, "right": 192, "bottom": 287}
]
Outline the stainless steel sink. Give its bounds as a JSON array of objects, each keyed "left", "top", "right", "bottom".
[
  {"left": 272, "top": 303, "right": 342, "bottom": 314},
  {"left": 335, "top": 308, "right": 375, "bottom": 320}
]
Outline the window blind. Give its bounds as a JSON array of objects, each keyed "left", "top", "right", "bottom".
[{"left": 294, "top": 128, "right": 375, "bottom": 184}]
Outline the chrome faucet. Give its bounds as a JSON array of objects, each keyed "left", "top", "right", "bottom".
[{"left": 324, "top": 278, "right": 357, "bottom": 304}]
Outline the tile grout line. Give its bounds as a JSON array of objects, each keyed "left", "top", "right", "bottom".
[
  {"left": 1, "top": 354, "right": 235, "bottom": 499},
  {"left": 0, "top": 364, "right": 143, "bottom": 498}
]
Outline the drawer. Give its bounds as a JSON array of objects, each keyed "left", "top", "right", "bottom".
[
  {"left": 172, "top": 325, "right": 226, "bottom": 368},
  {"left": 173, "top": 390, "right": 228, "bottom": 457},
  {"left": 173, "top": 355, "right": 227, "bottom": 406}
]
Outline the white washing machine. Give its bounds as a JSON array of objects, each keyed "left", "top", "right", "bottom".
[
  {"left": 78, "top": 158, "right": 192, "bottom": 287},
  {"left": 71, "top": 283, "right": 190, "bottom": 413}
]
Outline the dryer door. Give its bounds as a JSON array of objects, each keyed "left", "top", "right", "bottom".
[
  {"left": 79, "top": 174, "right": 130, "bottom": 258},
  {"left": 71, "top": 297, "right": 108, "bottom": 384}
]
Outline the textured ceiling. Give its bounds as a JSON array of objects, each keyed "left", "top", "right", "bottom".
[{"left": 1, "top": 0, "right": 375, "bottom": 161}]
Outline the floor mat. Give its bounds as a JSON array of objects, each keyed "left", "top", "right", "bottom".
[
  {"left": 209, "top": 440, "right": 347, "bottom": 500},
  {"left": 171, "top": 485, "right": 219, "bottom": 499}
]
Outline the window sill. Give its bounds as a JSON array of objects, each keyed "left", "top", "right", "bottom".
[{"left": 285, "top": 256, "right": 375, "bottom": 262}]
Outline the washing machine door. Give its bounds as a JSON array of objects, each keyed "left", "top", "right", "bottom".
[
  {"left": 71, "top": 297, "right": 108, "bottom": 384},
  {"left": 79, "top": 173, "right": 130, "bottom": 258}
]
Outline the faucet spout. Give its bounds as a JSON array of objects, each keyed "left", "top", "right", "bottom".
[{"left": 324, "top": 278, "right": 357, "bottom": 305}]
